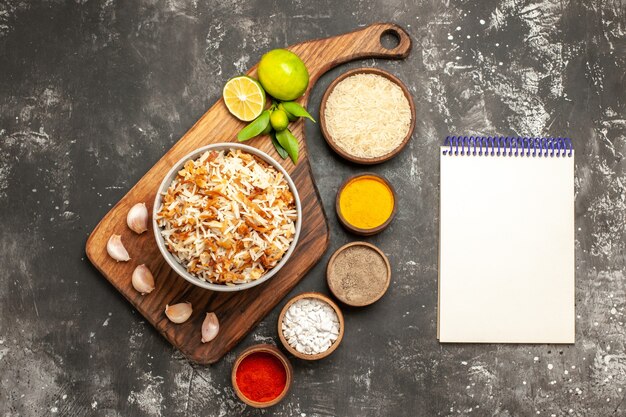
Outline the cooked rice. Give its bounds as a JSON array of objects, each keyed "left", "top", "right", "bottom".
[{"left": 156, "top": 149, "right": 297, "bottom": 285}]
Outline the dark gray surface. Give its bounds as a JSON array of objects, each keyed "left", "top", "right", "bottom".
[{"left": 1, "top": 1, "right": 625, "bottom": 416}]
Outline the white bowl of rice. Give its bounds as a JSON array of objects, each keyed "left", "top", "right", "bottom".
[{"left": 153, "top": 143, "right": 301, "bottom": 292}]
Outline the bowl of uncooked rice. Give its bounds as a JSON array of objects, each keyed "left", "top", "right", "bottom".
[
  {"left": 153, "top": 143, "right": 301, "bottom": 292},
  {"left": 320, "top": 67, "right": 415, "bottom": 164}
]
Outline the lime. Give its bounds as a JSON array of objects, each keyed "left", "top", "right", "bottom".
[
  {"left": 257, "top": 49, "right": 309, "bottom": 101},
  {"left": 270, "top": 109, "right": 289, "bottom": 131},
  {"left": 223, "top": 76, "right": 266, "bottom": 121},
  {"left": 278, "top": 102, "right": 297, "bottom": 121}
]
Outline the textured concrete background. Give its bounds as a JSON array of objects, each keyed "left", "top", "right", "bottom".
[{"left": 1, "top": 0, "right": 625, "bottom": 416}]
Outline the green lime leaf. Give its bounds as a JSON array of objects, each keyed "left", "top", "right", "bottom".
[
  {"left": 280, "top": 101, "right": 316, "bottom": 122},
  {"left": 275, "top": 128, "right": 299, "bottom": 163},
  {"left": 271, "top": 132, "right": 289, "bottom": 159},
  {"left": 261, "top": 122, "right": 273, "bottom": 135},
  {"left": 278, "top": 103, "right": 297, "bottom": 121},
  {"left": 237, "top": 110, "right": 270, "bottom": 141}
]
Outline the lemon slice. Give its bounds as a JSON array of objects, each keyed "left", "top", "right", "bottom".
[{"left": 223, "top": 76, "right": 266, "bottom": 121}]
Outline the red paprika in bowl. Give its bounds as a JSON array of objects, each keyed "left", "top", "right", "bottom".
[{"left": 232, "top": 344, "right": 292, "bottom": 408}]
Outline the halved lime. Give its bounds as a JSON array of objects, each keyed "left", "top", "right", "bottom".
[{"left": 223, "top": 76, "right": 266, "bottom": 121}]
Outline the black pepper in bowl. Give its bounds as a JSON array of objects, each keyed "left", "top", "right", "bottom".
[{"left": 326, "top": 242, "right": 391, "bottom": 307}]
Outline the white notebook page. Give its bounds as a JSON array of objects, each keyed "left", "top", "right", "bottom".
[{"left": 438, "top": 147, "right": 575, "bottom": 343}]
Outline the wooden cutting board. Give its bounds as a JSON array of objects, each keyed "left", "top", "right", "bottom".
[{"left": 85, "top": 22, "right": 411, "bottom": 364}]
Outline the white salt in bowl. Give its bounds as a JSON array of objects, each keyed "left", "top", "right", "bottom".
[
  {"left": 153, "top": 143, "right": 302, "bottom": 292},
  {"left": 277, "top": 292, "right": 345, "bottom": 360}
]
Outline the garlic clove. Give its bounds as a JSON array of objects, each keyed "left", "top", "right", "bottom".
[
  {"left": 107, "top": 234, "right": 130, "bottom": 262},
  {"left": 127, "top": 202, "right": 149, "bottom": 234},
  {"left": 132, "top": 264, "right": 155, "bottom": 295},
  {"left": 165, "top": 302, "right": 192, "bottom": 324},
  {"left": 201, "top": 312, "right": 219, "bottom": 343}
]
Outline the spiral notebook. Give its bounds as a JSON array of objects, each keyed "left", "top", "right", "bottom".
[{"left": 438, "top": 137, "right": 575, "bottom": 343}]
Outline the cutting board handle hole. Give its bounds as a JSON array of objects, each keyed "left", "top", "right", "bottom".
[{"left": 380, "top": 29, "right": 401, "bottom": 50}]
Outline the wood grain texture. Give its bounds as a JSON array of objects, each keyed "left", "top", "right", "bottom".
[{"left": 85, "top": 22, "right": 411, "bottom": 364}]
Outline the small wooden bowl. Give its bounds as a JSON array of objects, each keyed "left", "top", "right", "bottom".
[
  {"left": 231, "top": 344, "right": 293, "bottom": 408},
  {"left": 277, "top": 292, "right": 345, "bottom": 360},
  {"left": 327, "top": 242, "right": 392, "bottom": 307},
  {"left": 335, "top": 173, "right": 396, "bottom": 236},
  {"left": 319, "top": 67, "right": 416, "bottom": 164}
]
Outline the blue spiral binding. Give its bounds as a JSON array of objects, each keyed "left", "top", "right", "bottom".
[{"left": 442, "top": 136, "right": 573, "bottom": 157}]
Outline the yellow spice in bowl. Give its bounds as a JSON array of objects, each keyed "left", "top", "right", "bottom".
[
  {"left": 324, "top": 73, "right": 411, "bottom": 159},
  {"left": 338, "top": 175, "right": 394, "bottom": 230}
]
